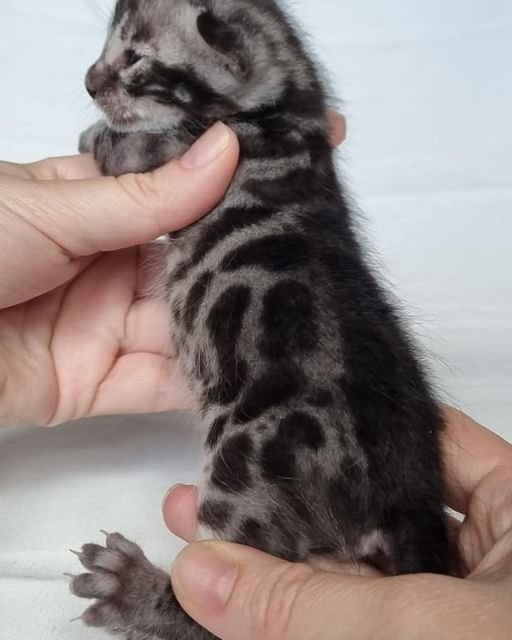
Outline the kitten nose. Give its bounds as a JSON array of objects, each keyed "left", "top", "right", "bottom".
[{"left": 85, "top": 65, "right": 104, "bottom": 99}]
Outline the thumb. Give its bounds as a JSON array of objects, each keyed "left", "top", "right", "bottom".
[
  {"left": 0, "top": 123, "right": 238, "bottom": 307},
  {"left": 26, "top": 122, "right": 238, "bottom": 255},
  {"left": 171, "top": 542, "right": 399, "bottom": 640}
]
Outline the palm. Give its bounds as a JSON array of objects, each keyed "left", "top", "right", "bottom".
[{"left": 0, "top": 247, "right": 190, "bottom": 427}]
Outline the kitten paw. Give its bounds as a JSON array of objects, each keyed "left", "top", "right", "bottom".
[
  {"left": 78, "top": 121, "right": 107, "bottom": 154},
  {"left": 69, "top": 531, "right": 171, "bottom": 634}
]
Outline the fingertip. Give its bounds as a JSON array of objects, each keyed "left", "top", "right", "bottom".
[
  {"left": 162, "top": 484, "right": 199, "bottom": 542},
  {"left": 328, "top": 112, "right": 347, "bottom": 148}
]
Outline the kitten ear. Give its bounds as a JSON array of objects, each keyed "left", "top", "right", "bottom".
[{"left": 197, "top": 11, "right": 249, "bottom": 78}]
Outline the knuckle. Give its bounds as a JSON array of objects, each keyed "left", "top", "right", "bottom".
[
  {"left": 119, "top": 171, "right": 159, "bottom": 207},
  {"left": 254, "top": 562, "right": 314, "bottom": 640},
  {"left": 28, "top": 158, "right": 56, "bottom": 180}
]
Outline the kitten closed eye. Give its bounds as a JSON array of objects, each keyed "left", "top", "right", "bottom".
[{"left": 124, "top": 49, "right": 143, "bottom": 67}]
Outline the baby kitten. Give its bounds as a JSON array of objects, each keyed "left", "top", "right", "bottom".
[{"left": 70, "top": 1, "right": 454, "bottom": 638}]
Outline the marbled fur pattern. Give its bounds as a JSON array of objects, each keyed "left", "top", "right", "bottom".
[{"left": 71, "top": 1, "right": 454, "bottom": 638}]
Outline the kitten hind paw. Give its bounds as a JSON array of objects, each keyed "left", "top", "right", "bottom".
[{"left": 69, "top": 531, "right": 171, "bottom": 634}]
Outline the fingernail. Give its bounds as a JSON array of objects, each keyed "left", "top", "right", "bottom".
[
  {"left": 180, "top": 122, "right": 231, "bottom": 169},
  {"left": 172, "top": 543, "right": 239, "bottom": 610}
]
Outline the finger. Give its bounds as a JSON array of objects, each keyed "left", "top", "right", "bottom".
[
  {"left": 469, "top": 527, "right": 512, "bottom": 582},
  {"left": 455, "top": 460, "right": 512, "bottom": 573},
  {"left": 25, "top": 154, "right": 102, "bottom": 180},
  {"left": 441, "top": 406, "right": 512, "bottom": 514},
  {"left": 161, "top": 486, "right": 383, "bottom": 577},
  {"left": 87, "top": 352, "right": 197, "bottom": 418},
  {"left": 0, "top": 155, "right": 101, "bottom": 181},
  {"left": 171, "top": 542, "right": 403, "bottom": 640},
  {"left": 0, "top": 161, "right": 34, "bottom": 179},
  {"left": 328, "top": 111, "right": 347, "bottom": 147},
  {"left": 42, "top": 249, "right": 190, "bottom": 424},
  {"left": 162, "top": 485, "right": 199, "bottom": 542}
]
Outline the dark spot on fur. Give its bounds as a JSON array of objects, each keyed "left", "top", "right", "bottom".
[
  {"left": 239, "top": 127, "right": 306, "bottom": 160},
  {"left": 197, "top": 11, "right": 249, "bottom": 77},
  {"left": 207, "top": 362, "right": 248, "bottom": 405},
  {"left": 280, "top": 81, "right": 326, "bottom": 119},
  {"left": 303, "top": 130, "right": 332, "bottom": 165},
  {"left": 238, "top": 518, "right": 266, "bottom": 549},
  {"left": 327, "top": 471, "right": 367, "bottom": 526},
  {"left": 310, "top": 543, "right": 338, "bottom": 556},
  {"left": 183, "top": 271, "right": 214, "bottom": 331},
  {"left": 191, "top": 205, "right": 275, "bottom": 268},
  {"left": 211, "top": 432, "right": 253, "bottom": 493},
  {"left": 278, "top": 411, "right": 325, "bottom": 450},
  {"left": 199, "top": 499, "right": 232, "bottom": 530},
  {"left": 259, "top": 280, "right": 318, "bottom": 359},
  {"left": 245, "top": 168, "right": 325, "bottom": 207},
  {"left": 234, "top": 363, "right": 304, "bottom": 423},
  {"left": 169, "top": 260, "right": 189, "bottom": 285},
  {"left": 261, "top": 437, "right": 296, "bottom": 481},
  {"left": 133, "top": 20, "right": 154, "bottom": 42},
  {"left": 270, "top": 512, "right": 307, "bottom": 562},
  {"left": 305, "top": 389, "right": 333, "bottom": 407},
  {"left": 171, "top": 299, "right": 181, "bottom": 324},
  {"left": 206, "top": 285, "right": 251, "bottom": 405},
  {"left": 128, "top": 62, "right": 236, "bottom": 113},
  {"left": 142, "top": 133, "right": 170, "bottom": 169},
  {"left": 206, "top": 414, "right": 229, "bottom": 448},
  {"left": 221, "top": 234, "right": 311, "bottom": 273}
]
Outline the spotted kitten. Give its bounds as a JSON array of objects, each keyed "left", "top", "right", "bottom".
[{"left": 71, "top": 0, "right": 454, "bottom": 637}]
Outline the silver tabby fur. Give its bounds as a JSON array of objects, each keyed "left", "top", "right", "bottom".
[{"left": 70, "top": 1, "right": 454, "bottom": 638}]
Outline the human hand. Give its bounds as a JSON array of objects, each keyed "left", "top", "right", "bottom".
[
  {"left": 0, "top": 113, "right": 346, "bottom": 428},
  {"left": 0, "top": 123, "right": 239, "bottom": 426},
  {"left": 163, "top": 407, "right": 512, "bottom": 639}
]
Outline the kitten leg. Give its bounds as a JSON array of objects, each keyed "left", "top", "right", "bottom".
[
  {"left": 78, "top": 120, "right": 109, "bottom": 154},
  {"left": 78, "top": 124, "right": 187, "bottom": 176},
  {"left": 70, "top": 532, "right": 215, "bottom": 640}
]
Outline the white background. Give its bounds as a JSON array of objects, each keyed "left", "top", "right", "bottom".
[{"left": 0, "top": 1, "right": 511, "bottom": 638}]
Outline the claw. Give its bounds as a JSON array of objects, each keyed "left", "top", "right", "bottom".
[
  {"left": 69, "top": 549, "right": 81, "bottom": 557},
  {"left": 70, "top": 616, "right": 82, "bottom": 623},
  {"left": 63, "top": 572, "right": 76, "bottom": 579},
  {"left": 100, "top": 529, "right": 110, "bottom": 537}
]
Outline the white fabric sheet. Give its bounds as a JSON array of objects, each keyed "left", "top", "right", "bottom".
[{"left": 0, "top": 1, "right": 511, "bottom": 637}]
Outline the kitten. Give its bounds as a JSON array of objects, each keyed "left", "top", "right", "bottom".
[{"left": 70, "top": 1, "right": 454, "bottom": 638}]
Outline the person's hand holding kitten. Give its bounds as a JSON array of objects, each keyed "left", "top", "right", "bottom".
[
  {"left": 163, "top": 407, "right": 512, "bottom": 640},
  {"left": 0, "top": 123, "right": 239, "bottom": 426},
  {"left": 1, "top": 111, "right": 511, "bottom": 638},
  {"left": 0, "top": 114, "right": 346, "bottom": 428}
]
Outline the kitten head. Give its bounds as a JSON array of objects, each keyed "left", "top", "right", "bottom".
[{"left": 85, "top": 0, "right": 317, "bottom": 133}]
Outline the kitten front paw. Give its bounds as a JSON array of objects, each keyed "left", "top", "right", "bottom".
[
  {"left": 70, "top": 531, "right": 171, "bottom": 634},
  {"left": 78, "top": 121, "right": 107, "bottom": 154}
]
